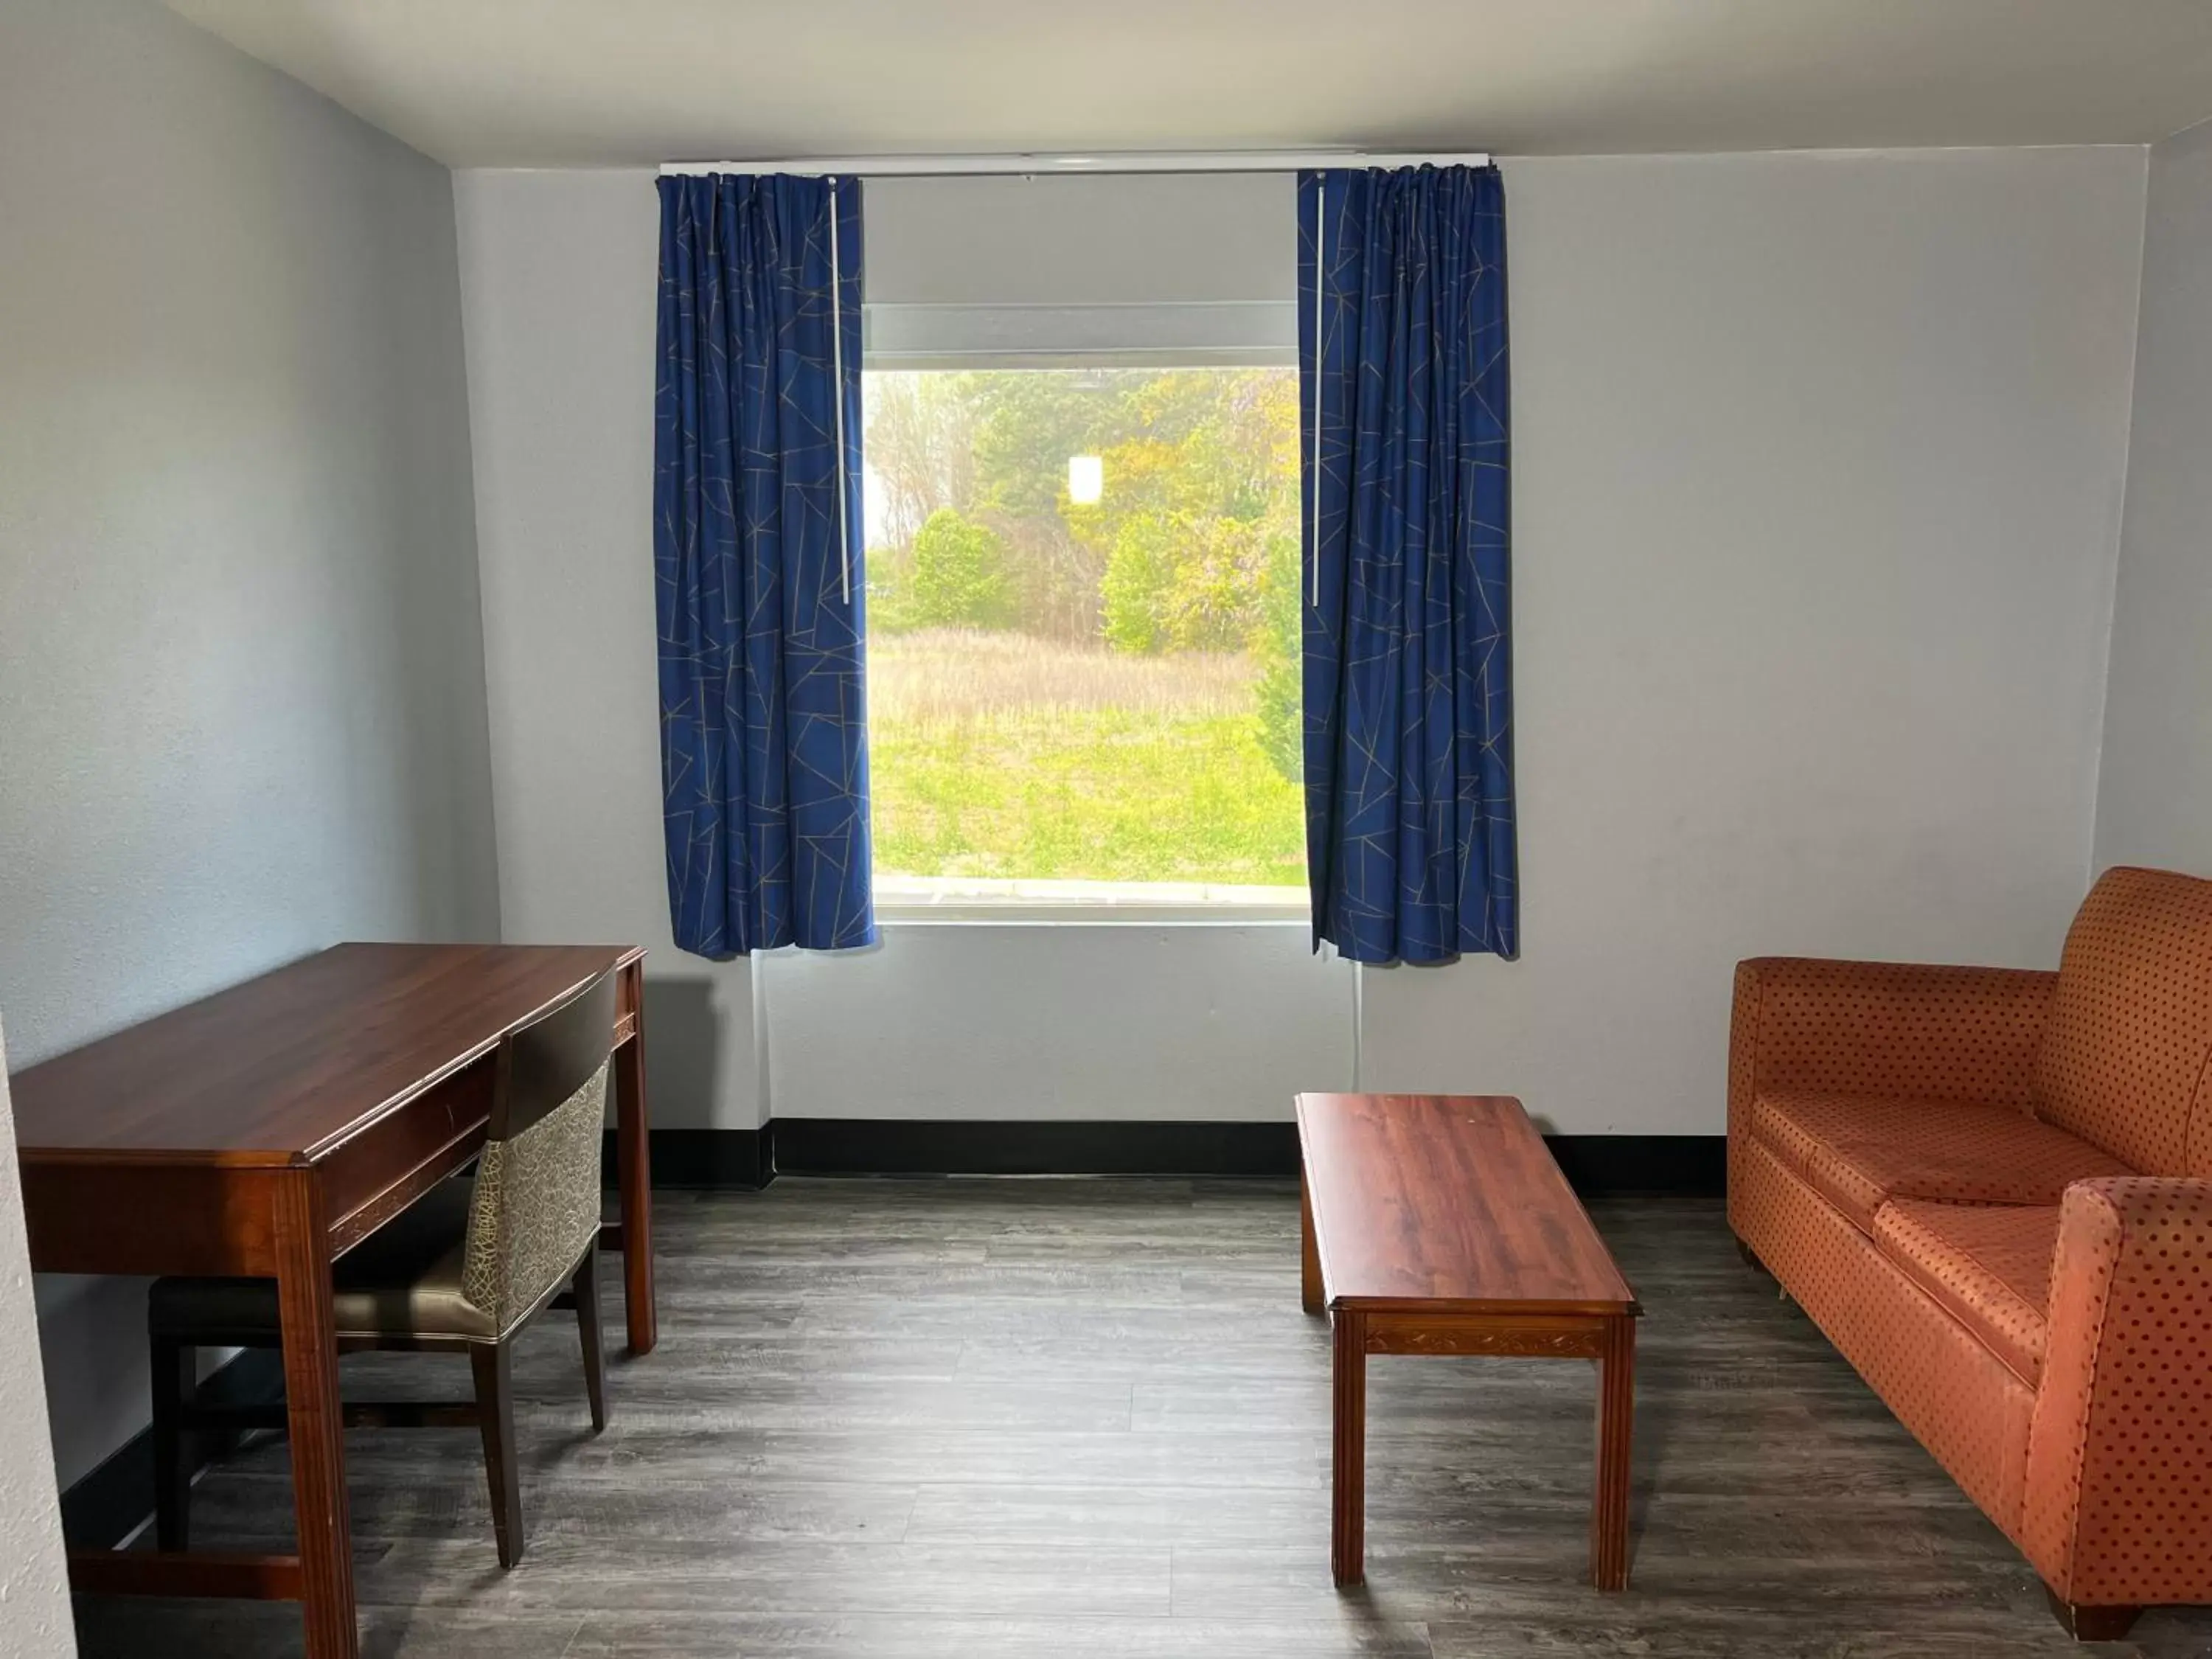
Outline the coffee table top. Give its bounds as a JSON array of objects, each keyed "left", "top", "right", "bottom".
[{"left": 1295, "top": 1093, "right": 1638, "bottom": 1315}]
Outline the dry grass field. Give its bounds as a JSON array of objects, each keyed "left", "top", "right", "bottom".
[{"left": 871, "top": 628, "right": 1257, "bottom": 723}]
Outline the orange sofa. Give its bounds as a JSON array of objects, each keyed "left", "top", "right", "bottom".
[{"left": 1728, "top": 866, "right": 2212, "bottom": 1641}]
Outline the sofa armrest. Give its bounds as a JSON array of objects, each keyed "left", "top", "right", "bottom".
[
  {"left": 2021, "top": 1178, "right": 2212, "bottom": 1607},
  {"left": 1728, "top": 958, "right": 2055, "bottom": 1140}
]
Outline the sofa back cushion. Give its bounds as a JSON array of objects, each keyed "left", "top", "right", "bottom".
[{"left": 2034, "top": 866, "right": 2212, "bottom": 1175}]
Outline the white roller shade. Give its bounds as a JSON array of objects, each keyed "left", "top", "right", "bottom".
[{"left": 863, "top": 173, "right": 1297, "bottom": 368}]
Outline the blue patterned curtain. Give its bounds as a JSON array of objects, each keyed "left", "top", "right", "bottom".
[
  {"left": 1298, "top": 165, "right": 1515, "bottom": 965},
  {"left": 653, "top": 174, "right": 874, "bottom": 958}
]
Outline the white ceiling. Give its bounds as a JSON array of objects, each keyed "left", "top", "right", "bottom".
[{"left": 165, "top": 1, "right": 2212, "bottom": 169}]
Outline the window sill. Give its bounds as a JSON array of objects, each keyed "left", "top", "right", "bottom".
[{"left": 873, "top": 875, "right": 1310, "bottom": 927}]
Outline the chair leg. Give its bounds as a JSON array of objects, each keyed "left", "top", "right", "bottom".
[
  {"left": 150, "top": 1335, "right": 194, "bottom": 1551},
  {"left": 469, "top": 1342, "right": 524, "bottom": 1568},
  {"left": 573, "top": 1243, "right": 608, "bottom": 1434}
]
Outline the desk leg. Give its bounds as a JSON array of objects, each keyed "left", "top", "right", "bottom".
[
  {"left": 1331, "top": 1308, "right": 1367, "bottom": 1587},
  {"left": 614, "top": 962, "right": 658, "bottom": 1356},
  {"left": 1300, "top": 1166, "right": 1323, "bottom": 1316},
  {"left": 272, "top": 1170, "right": 358, "bottom": 1659},
  {"left": 1591, "top": 1312, "right": 1635, "bottom": 1592}
]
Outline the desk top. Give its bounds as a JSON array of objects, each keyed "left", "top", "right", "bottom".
[
  {"left": 1295, "top": 1093, "right": 1637, "bottom": 1314},
  {"left": 9, "top": 943, "right": 641, "bottom": 1166}
]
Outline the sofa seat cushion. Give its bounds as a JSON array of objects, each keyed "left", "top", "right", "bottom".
[
  {"left": 1872, "top": 1198, "right": 2059, "bottom": 1384},
  {"left": 1749, "top": 1091, "right": 2132, "bottom": 1232}
]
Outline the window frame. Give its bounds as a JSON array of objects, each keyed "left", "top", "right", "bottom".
[{"left": 860, "top": 352, "right": 1309, "bottom": 924}]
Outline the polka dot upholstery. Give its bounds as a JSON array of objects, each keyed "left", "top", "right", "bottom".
[
  {"left": 1728, "top": 956, "right": 2055, "bottom": 1236},
  {"left": 1874, "top": 1199, "right": 2060, "bottom": 1385},
  {"left": 1729, "top": 876, "right": 2212, "bottom": 1613},
  {"left": 2023, "top": 1178, "right": 2212, "bottom": 1607},
  {"left": 1751, "top": 1091, "right": 2129, "bottom": 1234},
  {"left": 2034, "top": 867, "right": 2212, "bottom": 1178},
  {"left": 1734, "top": 956, "right": 2055, "bottom": 1104},
  {"left": 1736, "top": 1135, "right": 2037, "bottom": 1531}
]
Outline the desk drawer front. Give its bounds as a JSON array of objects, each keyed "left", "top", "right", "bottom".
[
  {"left": 321, "top": 1062, "right": 493, "bottom": 1256},
  {"left": 23, "top": 1164, "right": 279, "bottom": 1277}
]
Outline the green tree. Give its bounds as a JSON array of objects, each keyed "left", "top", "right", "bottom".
[
  {"left": 1101, "top": 514, "right": 1176, "bottom": 654},
  {"left": 866, "top": 546, "right": 917, "bottom": 635},
  {"left": 1164, "top": 515, "right": 1270, "bottom": 652},
  {"left": 1251, "top": 531, "right": 1303, "bottom": 782},
  {"left": 874, "top": 368, "right": 1304, "bottom": 655},
  {"left": 961, "top": 372, "right": 1138, "bottom": 639},
  {"left": 965, "top": 372, "right": 1135, "bottom": 518},
  {"left": 1074, "top": 372, "right": 1300, "bottom": 646},
  {"left": 865, "top": 373, "right": 978, "bottom": 549},
  {"left": 909, "top": 507, "right": 1015, "bottom": 630}
]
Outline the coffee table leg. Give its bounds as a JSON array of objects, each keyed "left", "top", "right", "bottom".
[
  {"left": 1331, "top": 1308, "right": 1367, "bottom": 1587},
  {"left": 1300, "top": 1166, "right": 1323, "bottom": 1316},
  {"left": 1591, "top": 1312, "right": 1635, "bottom": 1591}
]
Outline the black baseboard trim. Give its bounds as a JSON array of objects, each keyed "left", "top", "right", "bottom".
[
  {"left": 1544, "top": 1133, "right": 1727, "bottom": 1197},
  {"left": 605, "top": 1127, "right": 773, "bottom": 1192},
  {"left": 613, "top": 1120, "right": 1723, "bottom": 1194},
  {"left": 773, "top": 1118, "right": 1301, "bottom": 1180},
  {"left": 604, "top": 1122, "right": 1721, "bottom": 1193},
  {"left": 60, "top": 1348, "right": 286, "bottom": 1551}
]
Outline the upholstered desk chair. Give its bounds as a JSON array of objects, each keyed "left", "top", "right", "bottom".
[{"left": 147, "top": 970, "right": 617, "bottom": 1568}]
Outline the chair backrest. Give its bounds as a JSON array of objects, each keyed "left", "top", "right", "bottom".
[
  {"left": 2034, "top": 866, "right": 2212, "bottom": 1177},
  {"left": 462, "top": 971, "right": 617, "bottom": 1335}
]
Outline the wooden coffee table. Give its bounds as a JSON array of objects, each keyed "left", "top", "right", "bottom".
[{"left": 1295, "top": 1093, "right": 1641, "bottom": 1590}]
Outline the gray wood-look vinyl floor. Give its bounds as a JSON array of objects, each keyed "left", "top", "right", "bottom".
[{"left": 73, "top": 1180, "right": 2212, "bottom": 1658}]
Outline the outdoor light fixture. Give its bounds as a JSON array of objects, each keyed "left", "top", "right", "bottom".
[{"left": 1068, "top": 455, "right": 1104, "bottom": 505}]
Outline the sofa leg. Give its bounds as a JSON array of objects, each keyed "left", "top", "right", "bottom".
[
  {"left": 2045, "top": 1587, "right": 2140, "bottom": 1641},
  {"left": 1734, "top": 1236, "right": 1792, "bottom": 1301}
]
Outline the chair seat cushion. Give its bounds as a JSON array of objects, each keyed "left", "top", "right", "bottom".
[
  {"left": 1749, "top": 1091, "right": 2132, "bottom": 1233},
  {"left": 1872, "top": 1198, "right": 2059, "bottom": 1384},
  {"left": 150, "top": 1179, "right": 495, "bottom": 1342}
]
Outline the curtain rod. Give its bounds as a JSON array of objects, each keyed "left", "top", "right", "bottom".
[{"left": 657, "top": 150, "right": 1490, "bottom": 178}]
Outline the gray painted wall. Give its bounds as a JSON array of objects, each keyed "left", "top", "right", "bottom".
[
  {"left": 453, "top": 170, "right": 767, "bottom": 1130},
  {"left": 2095, "top": 120, "right": 2212, "bottom": 879},
  {"left": 0, "top": 0, "right": 498, "bottom": 1489},
  {"left": 1363, "top": 147, "right": 2145, "bottom": 1115},
  {"left": 456, "top": 150, "right": 2146, "bottom": 1136}
]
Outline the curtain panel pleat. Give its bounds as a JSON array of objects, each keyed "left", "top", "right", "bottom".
[
  {"left": 653, "top": 173, "right": 874, "bottom": 959},
  {"left": 1298, "top": 165, "right": 1516, "bottom": 965}
]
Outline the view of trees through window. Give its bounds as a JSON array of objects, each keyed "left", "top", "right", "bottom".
[{"left": 863, "top": 368, "right": 1306, "bottom": 902}]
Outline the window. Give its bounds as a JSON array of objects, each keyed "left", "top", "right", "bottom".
[{"left": 863, "top": 368, "right": 1306, "bottom": 914}]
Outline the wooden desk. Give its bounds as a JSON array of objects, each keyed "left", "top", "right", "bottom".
[
  {"left": 1295, "top": 1093, "right": 1640, "bottom": 1591},
  {"left": 9, "top": 942, "right": 655, "bottom": 1659}
]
